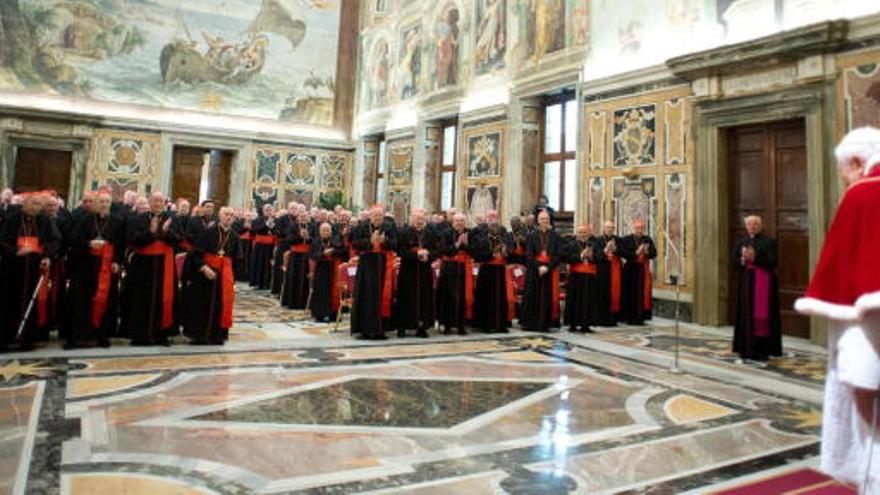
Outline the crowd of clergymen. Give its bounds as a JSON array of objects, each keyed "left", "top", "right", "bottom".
[{"left": 0, "top": 186, "right": 777, "bottom": 359}]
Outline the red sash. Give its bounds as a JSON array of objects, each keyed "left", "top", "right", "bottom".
[
  {"left": 608, "top": 254, "right": 622, "bottom": 313},
  {"left": 204, "top": 253, "right": 234, "bottom": 329},
  {"left": 570, "top": 262, "right": 597, "bottom": 275},
  {"left": 326, "top": 256, "right": 341, "bottom": 313},
  {"left": 253, "top": 235, "right": 276, "bottom": 245},
  {"left": 134, "top": 241, "right": 175, "bottom": 328},
  {"left": 488, "top": 256, "right": 516, "bottom": 321},
  {"left": 179, "top": 240, "right": 193, "bottom": 252},
  {"left": 90, "top": 243, "right": 115, "bottom": 328},
  {"left": 444, "top": 252, "right": 474, "bottom": 319},
  {"left": 536, "top": 252, "right": 560, "bottom": 320},
  {"left": 371, "top": 242, "right": 395, "bottom": 318},
  {"left": 239, "top": 232, "right": 252, "bottom": 242},
  {"left": 18, "top": 236, "right": 49, "bottom": 326},
  {"left": 290, "top": 243, "right": 310, "bottom": 254},
  {"left": 637, "top": 255, "right": 652, "bottom": 311}
]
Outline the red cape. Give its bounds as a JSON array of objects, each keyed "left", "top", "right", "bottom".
[{"left": 796, "top": 167, "right": 880, "bottom": 320}]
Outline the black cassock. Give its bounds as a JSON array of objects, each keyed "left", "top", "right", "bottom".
[
  {"left": 248, "top": 216, "right": 275, "bottom": 289},
  {"left": 561, "top": 237, "right": 602, "bottom": 331},
  {"left": 732, "top": 234, "right": 782, "bottom": 360},
  {"left": 281, "top": 221, "right": 314, "bottom": 310},
  {"left": 232, "top": 218, "right": 251, "bottom": 281},
  {"left": 594, "top": 234, "right": 624, "bottom": 326},
  {"left": 436, "top": 227, "right": 476, "bottom": 332},
  {"left": 126, "top": 211, "right": 180, "bottom": 345},
  {"left": 394, "top": 225, "right": 437, "bottom": 335},
  {"left": 0, "top": 212, "right": 61, "bottom": 349},
  {"left": 351, "top": 218, "right": 398, "bottom": 339},
  {"left": 619, "top": 234, "right": 657, "bottom": 325},
  {"left": 521, "top": 229, "right": 562, "bottom": 332},
  {"left": 66, "top": 213, "right": 126, "bottom": 346},
  {"left": 309, "top": 235, "right": 346, "bottom": 322},
  {"left": 270, "top": 215, "right": 293, "bottom": 295},
  {"left": 471, "top": 225, "right": 515, "bottom": 333},
  {"left": 183, "top": 225, "right": 240, "bottom": 345}
]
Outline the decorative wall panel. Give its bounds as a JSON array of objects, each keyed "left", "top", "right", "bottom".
[
  {"left": 247, "top": 145, "right": 352, "bottom": 210},
  {"left": 87, "top": 129, "right": 161, "bottom": 199},
  {"left": 460, "top": 122, "right": 506, "bottom": 225}
]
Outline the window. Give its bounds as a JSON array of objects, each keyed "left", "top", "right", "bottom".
[
  {"left": 438, "top": 123, "right": 457, "bottom": 210},
  {"left": 376, "top": 138, "right": 387, "bottom": 204},
  {"left": 541, "top": 94, "right": 578, "bottom": 215}
]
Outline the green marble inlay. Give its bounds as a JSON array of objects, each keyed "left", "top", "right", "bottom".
[{"left": 194, "top": 378, "right": 549, "bottom": 428}]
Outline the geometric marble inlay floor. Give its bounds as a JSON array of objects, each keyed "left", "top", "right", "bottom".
[{"left": 0, "top": 288, "right": 837, "bottom": 494}]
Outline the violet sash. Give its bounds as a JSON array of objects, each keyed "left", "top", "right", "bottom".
[{"left": 749, "top": 263, "right": 771, "bottom": 337}]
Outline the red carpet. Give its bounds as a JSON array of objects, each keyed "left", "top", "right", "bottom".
[{"left": 710, "top": 468, "right": 857, "bottom": 494}]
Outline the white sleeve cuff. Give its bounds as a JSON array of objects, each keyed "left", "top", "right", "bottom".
[{"left": 837, "top": 325, "right": 880, "bottom": 391}]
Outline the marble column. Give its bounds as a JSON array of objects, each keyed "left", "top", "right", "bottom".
[
  {"left": 359, "top": 138, "right": 380, "bottom": 207},
  {"left": 509, "top": 98, "right": 541, "bottom": 218},
  {"left": 421, "top": 122, "right": 442, "bottom": 212}
]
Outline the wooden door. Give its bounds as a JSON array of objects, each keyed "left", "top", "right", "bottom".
[
  {"left": 172, "top": 147, "right": 233, "bottom": 207},
  {"left": 728, "top": 120, "right": 810, "bottom": 338},
  {"left": 14, "top": 147, "right": 73, "bottom": 199},
  {"left": 172, "top": 147, "right": 205, "bottom": 206}
]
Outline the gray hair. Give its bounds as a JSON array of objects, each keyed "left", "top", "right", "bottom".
[{"left": 835, "top": 126, "right": 880, "bottom": 174}]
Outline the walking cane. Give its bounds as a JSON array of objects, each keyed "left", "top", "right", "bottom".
[{"left": 16, "top": 273, "right": 48, "bottom": 341}]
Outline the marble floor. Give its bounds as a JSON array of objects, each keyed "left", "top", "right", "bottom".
[{"left": 0, "top": 287, "right": 832, "bottom": 494}]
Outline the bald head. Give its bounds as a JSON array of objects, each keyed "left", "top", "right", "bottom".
[
  {"left": 603, "top": 220, "right": 616, "bottom": 236},
  {"left": 96, "top": 193, "right": 112, "bottom": 216},
  {"left": 410, "top": 208, "right": 427, "bottom": 229},
  {"left": 149, "top": 192, "right": 165, "bottom": 214},
  {"left": 219, "top": 206, "right": 235, "bottom": 228},
  {"left": 537, "top": 210, "right": 551, "bottom": 231},
  {"left": 576, "top": 224, "right": 591, "bottom": 241}
]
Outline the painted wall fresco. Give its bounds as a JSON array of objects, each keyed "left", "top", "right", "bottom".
[
  {"left": 384, "top": 139, "right": 414, "bottom": 224},
  {"left": 582, "top": 86, "right": 693, "bottom": 291},
  {"left": 248, "top": 145, "right": 352, "bottom": 211},
  {"left": 87, "top": 129, "right": 161, "bottom": 199},
  {"left": 0, "top": 0, "right": 343, "bottom": 125}
]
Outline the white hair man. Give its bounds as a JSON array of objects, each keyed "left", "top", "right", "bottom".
[{"left": 796, "top": 127, "right": 880, "bottom": 492}]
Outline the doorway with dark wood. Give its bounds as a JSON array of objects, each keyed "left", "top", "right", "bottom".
[
  {"left": 13, "top": 147, "right": 73, "bottom": 200},
  {"left": 171, "top": 147, "right": 233, "bottom": 207},
  {"left": 727, "top": 119, "right": 809, "bottom": 338}
]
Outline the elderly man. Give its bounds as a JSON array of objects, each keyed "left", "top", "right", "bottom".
[
  {"left": 309, "top": 222, "right": 347, "bottom": 322},
  {"left": 437, "top": 213, "right": 475, "bottom": 335},
  {"left": 595, "top": 220, "right": 624, "bottom": 326},
  {"left": 184, "top": 207, "right": 240, "bottom": 345},
  {"left": 66, "top": 192, "right": 124, "bottom": 349},
  {"left": 521, "top": 210, "right": 562, "bottom": 332},
  {"left": 281, "top": 208, "right": 314, "bottom": 310},
  {"left": 395, "top": 208, "right": 436, "bottom": 338},
  {"left": 0, "top": 192, "right": 61, "bottom": 351},
  {"left": 561, "top": 224, "right": 601, "bottom": 333},
  {"left": 126, "top": 192, "right": 179, "bottom": 346},
  {"left": 271, "top": 202, "right": 300, "bottom": 295},
  {"left": 796, "top": 127, "right": 880, "bottom": 492},
  {"left": 350, "top": 205, "right": 398, "bottom": 339},
  {"left": 619, "top": 220, "right": 657, "bottom": 325},
  {"left": 249, "top": 203, "right": 277, "bottom": 290},
  {"left": 732, "top": 215, "right": 782, "bottom": 362},
  {"left": 472, "top": 209, "right": 515, "bottom": 333}
]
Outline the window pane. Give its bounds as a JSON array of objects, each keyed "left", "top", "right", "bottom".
[
  {"left": 543, "top": 161, "right": 561, "bottom": 211},
  {"left": 544, "top": 104, "right": 562, "bottom": 154},
  {"left": 377, "top": 141, "right": 387, "bottom": 174},
  {"left": 441, "top": 171, "right": 455, "bottom": 210},
  {"left": 565, "top": 100, "right": 578, "bottom": 153},
  {"left": 564, "top": 159, "right": 577, "bottom": 212},
  {"left": 443, "top": 126, "right": 456, "bottom": 166},
  {"left": 377, "top": 178, "right": 386, "bottom": 204}
]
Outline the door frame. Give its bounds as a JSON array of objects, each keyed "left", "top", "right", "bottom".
[
  {"left": 692, "top": 83, "right": 837, "bottom": 344},
  {"left": 161, "top": 133, "right": 248, "bottom": 207},
  {"left": 1, "top": 133, "right": 88, "bottom": 202}
]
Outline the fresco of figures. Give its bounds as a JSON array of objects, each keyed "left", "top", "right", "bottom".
[{"left": 0, "top": 0, "right": 343, "bottom": 125}]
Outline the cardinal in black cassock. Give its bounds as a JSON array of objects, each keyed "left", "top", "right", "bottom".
[
  {"left": 45, "top": 198, "right": 72, "bottom": 341},
  {"left": 126, "top": 193, "right": 180, "bottom": 346},
  {"left": 436, "top": 214, "right": 476, "bottom": 335},
  {"left": 472, "top": 211, "right": 516, "bottom": 333},
  {"left": 249, "top": 205, "right": 276, "bottom": 290},
  {"left": 0, "top": 193, "right": 61, "bottom": 350},
  {"left": 281, "top": 213, "right": 314, "bottom": 310},
  {"left": 183, "top": 207, "right": 240, "bottom": 345},
  {"left": 350, "top": 207, "right": 398, "bottom": 339},
  {"left": 521, "top": 211, "right": 562, "bottom": 332},
  {"left": 395, "top": 209, "right": 436, "bottom": 338},
  {"left": 561, "top": 225, "right": 602, "bottom": 333},
  {"left": 309, "top": 223, "right": 346, "bottom": 322},
  {"left": 271, "top": 208, "right": 294, "bottom": 295},
  {"left": 619, "top": 220, "right": 657, "bottom": 325},
  {"left": 595, "top": 221, "right": 624, "bottom": 326},
  {"left": 732, "top": 216, "right": 782, "bottom": 361},
  {"left": 66, "top": 194, "right": 124, "bottom": 348},
  {"left": 232, "top": 214, "right": 251, "bottom": 282}
]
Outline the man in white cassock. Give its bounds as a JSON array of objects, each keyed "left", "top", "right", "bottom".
[{"left": 796, "top": 127, "right": 880, "bottom": 493}]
